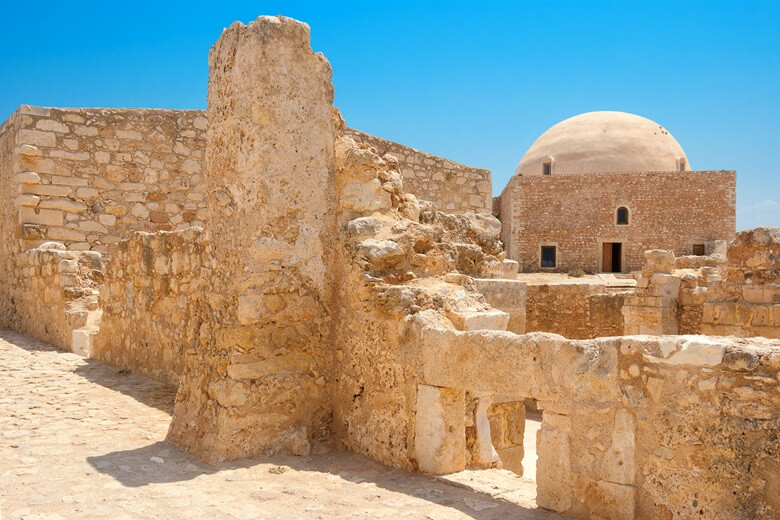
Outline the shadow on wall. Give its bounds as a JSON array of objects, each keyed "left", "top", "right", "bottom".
[{"left": 0, "top": 329, "right": 176, "bottom": 414}]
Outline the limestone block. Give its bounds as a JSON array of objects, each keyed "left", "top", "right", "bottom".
[
  {"left": 71, "top": 329, "right": 94, "bottom": 357},
  {"left": 19, "top": 207, "right": 64, "bottom": 226},
  {"left": 15, "top": 171, "right": 42, "bottom": 184},
  {"left": 19, "top": 129, "right": 56, "bottom": 147},
  {"left": 447, "top": 309, "right": 509, "bottom": 331},
  {"left": 644, "top": 249, "right": 675, "bottom": 274},
  {"left": 500, "top": 259, "right": 519, "bottom": 279},
  {"left": 599, "top": 409, "right": 635, "bottom": 485},
  {"left": 22, "top": 184, "right": 72, "bottom": 197},
  {"left": 14, "top": 194, "right": 40, "bottom": 207},
  {"left": 39, "top": 199, "right": 86, "bottom": 213},
  {"left": 414, "top": 385, "right": 466, "bottom": 474},
  {"left": 537, "top": 411, "right": 573, "bottom": 512}
]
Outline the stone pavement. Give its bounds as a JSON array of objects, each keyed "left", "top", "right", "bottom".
[{"left": 0, "top": 330, "right": 558, "bottom": 520}]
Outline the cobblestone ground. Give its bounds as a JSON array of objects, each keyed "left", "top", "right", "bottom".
[{"left": 0, "top": 330, "right": 558, "bottom": 520}]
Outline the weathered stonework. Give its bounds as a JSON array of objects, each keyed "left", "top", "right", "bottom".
[
  {"left": 526, "top": 283, "right": 627, "bottom": 339},
  {"left": 702, "top": 227, "right": 780, "bottom": 338},
  {"left": 0, "top": 13, "right": 777, "bottom": 520},
  {"left": 92, "top": 228, "right": 207, "bottom": 385},
  {"left": 500, "top": 171, "right": 736, "bottom": 272},
  {"left": 8, "top": 107, "right": 207, "bottom": 254},
  {"left": 344, "top": 128, "right": 491, "bottom": 214},
  {"left": 166, "top": 16, "right": 336, "bottom": 462}
]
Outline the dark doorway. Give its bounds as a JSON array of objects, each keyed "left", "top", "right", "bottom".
[{"left": 602, "top": 242, "right": 622, "bottom": 272}]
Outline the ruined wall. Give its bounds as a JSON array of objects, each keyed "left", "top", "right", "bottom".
[
  {"left": 703, "top": 227, "right": 780, "bottom": 338},
  {"left": 475, "top": 278, "right": 526, "bottom": 334},
  {"left": 525, "top": 283, "right": 627, "bottom": 339},
  {"left": 168, "top": 16, "right": 336, "bottom": 462},
  {"left": 9, "top": 106, "right": 206, "bottom": 254},
  {"left": 0, "top": 110, "right": 20, "bottom": 328},
  {"left": 344, "top": 128, "right": 491, "bottom": 214},
  {"left": 8, "top": 243, "right": 103, "bottom": 353},
  {"left": 499, "top": 170, "right": 736, "bottom": 272},
  {"left": 418, "top": 325, "right": 780, "bottom": 520},
  {"left": 92, "top": 228, "right": 206, "bottom": 385},
  {"left": 329, "top": 130, "right": 507, "bottom": 471}
]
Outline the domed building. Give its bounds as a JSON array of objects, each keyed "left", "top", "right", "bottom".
[{"left": 498, "top": 111, "right": 736, "bottom": 273}]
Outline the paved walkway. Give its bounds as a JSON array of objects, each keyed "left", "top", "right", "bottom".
[{"left": 0, "top": 330, "right": 559, "bottom": 520}]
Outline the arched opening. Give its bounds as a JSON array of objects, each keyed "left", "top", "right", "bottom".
[{"left": 616, "top": 207, "right": 629, "bottom": 226}]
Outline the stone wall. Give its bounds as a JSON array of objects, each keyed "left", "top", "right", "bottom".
[
  {"left": 92, "top": 228, "right": 206, "bottom": 386},
  {"left": 344, "top": 128, "right": 491, "bottom": 214},
  {"left": 499, "top": 170, "right": 736, "bottom": 272},
  {"left": 417, "top": 324, "right": 780, "bottom": 520},
  {"left": 525, "top": 283, "right": 627, "bottom": 339},
  {"left": 7, "top": 243, "right": 103, "bottom": 353},
  {"left": 702, "top": 227, "right": 780, "bottom": 338},
  {"left": 7, "top": 105, "right": 207, "bottom": 254},
  {"left": 0, "top": 110, "right": 20, "bottom": 328}
]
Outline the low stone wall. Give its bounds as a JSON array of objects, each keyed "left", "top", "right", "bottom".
[
  {"left": 417, "top": 324, "right": 780, "bottom": 520},
  {"left": 92, "top": 228, "right": 206, "bottom": 386},
  {"left": 8, "top": 243, "right": 103, "bottom": 352},
  {"left": 525, "top": 283, "right": 627, "bottom": 339},
  {"left": 8, "top": 106, "right": 207, "bottom": 254},
  {"left": 475, "top": 278, "right": 526, "bottom": 334},
  {"left": 702, "top": 227, "right": 780, "bottom": 338},
  {"left": 344, "top": 128, "right": 491, "bottom": 214}
]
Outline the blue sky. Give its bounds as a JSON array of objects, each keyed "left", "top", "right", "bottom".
[{"left": 1, "top": 1, "right": 777, "bottom": 229}]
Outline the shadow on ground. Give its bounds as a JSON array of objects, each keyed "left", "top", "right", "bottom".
[{"left": 2, "top": 328, "right": 557, "bottom": 519}]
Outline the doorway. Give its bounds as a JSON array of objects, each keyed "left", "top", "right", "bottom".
[{"left": 601, "top": 242, "right": 622, "bottom": 273}]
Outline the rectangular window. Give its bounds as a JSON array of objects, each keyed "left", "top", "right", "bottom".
[
  {"left": 541, "top": 246, "right": 556, "bottom": 267},
  {"left": 692, "top": 244, "right": 705, "bottom": 256},
  {"left": 542, "top": 162, "right": 552, "bottom": 176}
]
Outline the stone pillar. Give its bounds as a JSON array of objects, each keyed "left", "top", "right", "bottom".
[
  {"left": 623, "top": 250, "right": 680, "bottom": 335},
  {"left": 415, "top": 384, "right": 466, "bottom": 474},
  {"left": 167, "top": 16, "right": 335, "bottom": 463}
]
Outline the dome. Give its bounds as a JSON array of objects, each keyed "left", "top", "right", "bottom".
[{"left": 515, "top": 111, "right": 690, "bottom": 177}]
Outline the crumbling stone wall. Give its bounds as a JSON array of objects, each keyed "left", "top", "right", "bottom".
[
  {"left": 329, "top": 127, "right": 507, "bottom": 470},
  {"left": 344, "top": 128, "right": 491, "bottom": 214},
  {"left": 417, "top": 324, "right": 780, "bottom": 519},
  {"left": 525, "top": 283, "right": 627, "bottom": 339},
  {"left": 168, "top": 16, "right": 336, "bottom": 462},
  {"left": 8, "top": 243, "right": 103, "bottom": 353},
  {"left": 499, "top": 170, "right": 736, "bottom": 272},
  {"left": 0, "top": 110, "right": 20, "bottom": 328},
  {"left": 92, "top": 228, "right": 206, "bottom": 385},
  {"left": 7, "top": 105, "right": 206, "bottom": 254},
  {"left": 703, "top": 227, "right": 780, "bottom": 338}
]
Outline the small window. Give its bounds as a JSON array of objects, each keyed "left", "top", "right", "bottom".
[
  {"left": 679, "top": 158, "right": 686, "bottom": 171},
  {"left": 692, "top": 244, "right": 705, "bottom": 256},
  {"left": 541, "top": 246, "right": 556, "bottom": 267},
  {"left": 542, "top": 161, "right": 552, "bottom": 176},
  {"left": 616, "top": 207, "right": 629, "bottom": 225}
]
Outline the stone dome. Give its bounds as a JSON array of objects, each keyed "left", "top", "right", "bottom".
[{"left": 515, "top": 111, "right": 690, "bottom": 176}]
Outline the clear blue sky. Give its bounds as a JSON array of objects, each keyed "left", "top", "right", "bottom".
[{"left": 2, "top": 1, "right": 778, "bottom": 229}]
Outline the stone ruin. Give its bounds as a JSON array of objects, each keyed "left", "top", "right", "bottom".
[{"left": 0, "top": 15, "right": 778, "bottom": 520}]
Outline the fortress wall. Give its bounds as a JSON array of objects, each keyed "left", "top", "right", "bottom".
[
  {"left": 9, "top": 106, "right": 207, "bottom": 254},
  {"left": 92, "top": 228, "right": 207, "bottom": 386},
  {"left": 525, "top": 283, "right": 627, "bottom": 339},
  {"left": 0, "top": 111, "right": 21, "bottom": 328},
  {"left": 344, "top": 128, "right": 492, "bottom": 214},
  {"left": 501, "top": 170, "right": 736, "bottom": 273}
]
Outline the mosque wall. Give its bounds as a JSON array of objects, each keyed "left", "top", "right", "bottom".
[
  {"left": 5, "top": 106, "right": 207, "bottom": 255},
  {"left": 500, "top": 170, "right": 736, "bottom": 273},
  {"left": 344, "top": 128, "right": 492, "bottom": 214}
]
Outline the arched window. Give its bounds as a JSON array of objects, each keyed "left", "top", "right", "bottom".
[
  {"left": 679, "top": 158, "right": 686, "bottom": 171},
  {"left": 616, "top": 207, "right": 629, "bottom": 225}
]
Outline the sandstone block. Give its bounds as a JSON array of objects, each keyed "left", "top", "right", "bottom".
[
  {"left": 415, "top": 385, "right": 466, "bottom": 474},
  {"left": 19, "top": 129, "right": 56, "bottom": 147},
  {"left": 19, "top": 207, "right": 64, "bottom": 226}
]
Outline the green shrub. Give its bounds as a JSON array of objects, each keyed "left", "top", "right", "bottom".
[{"left": 567, "top": 268, "right": 586, "bottom": 278}]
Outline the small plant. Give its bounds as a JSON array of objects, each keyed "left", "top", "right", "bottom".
[{"left": 568, "top": 268, "right": 586, "bottom": 278}]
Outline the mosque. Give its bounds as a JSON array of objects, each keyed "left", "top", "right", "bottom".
[{"left": 496, "top": 111, "right": 736, "bottom": 273}]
